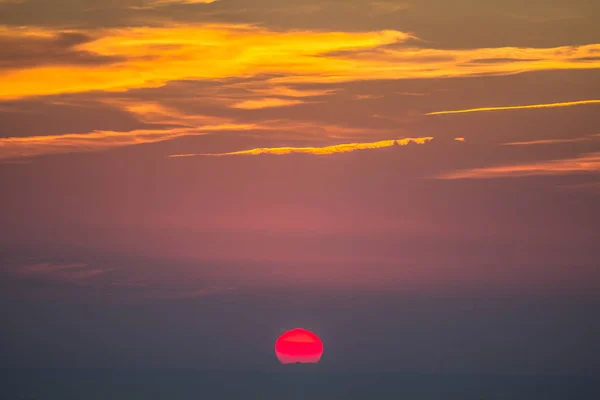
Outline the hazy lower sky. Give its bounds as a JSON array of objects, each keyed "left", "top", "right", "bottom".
[{"left": 1, "top": 0, "right": 599, "bottom": 374}]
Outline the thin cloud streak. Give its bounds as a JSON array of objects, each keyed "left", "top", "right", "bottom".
[
  {"left": 437, "top": 152, "right": 600, "bottom": 180},
  {"left": 232, "top": 98, "right": 308, "bottom": 109},
  {"left": 0, "top": 124, "right": 256, "bottom": 159},
  {"left": 13, "top": 263, "right": 109, "bottom": 283},
  {"left": 503, "top": 137, "right": 594, "bottom": 146},
  {"left": 426, "top": 99, "right": 600, "bottom": 116},
  {"left": 169, "top": 137, "right": 433, "bottom": 157}
]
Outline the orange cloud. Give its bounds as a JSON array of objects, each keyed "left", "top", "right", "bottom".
[
  {"left": 243, "top": 85, "right": 338, "bottom": 98},
  {"left": 503, "top": 137, "right": 593, "bottom": 146},
  {"left": 149, "top": 0, "right": 216, "bottom": 5},
  {"left": 437, "top": 153, "right": 600, "bottom": 179},
  {"left": 130, "top": 0, "right": 217, "bottom": 9},
  {"left": 232, "top": 98, "right": 308, "bottom": 109},
  {"left": 0, "top": 101, "right": 401, "bottom": 160},
  {"left": 426, "top": 100, "right": 600, "bottom": 116},
  {"left": 1, "top": 25, "right": 599, "bottom": 100},
  {"left": 169, "top": 137, "right": 433, "bottom": 157},
  {"left": 0, "top": 124, "right": 257, "bottom": 159}
]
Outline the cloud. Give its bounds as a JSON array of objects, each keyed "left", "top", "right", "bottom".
[
  {"left": 353, "top": 94, "right": 384, "bottom": 100},
  {"left": 0, "top": 25, "right": 408, "bottom": 99},
  {"left": 0, "top": 124, "right": 255, "bottom": 159},
  {"left": 111, "top": 281, "right": 148, "bottom": 287},
  {"left": 561, "top": 181, "right": 600, "bottom": 192},
  {"left": 169, "top": 137, "right": 433, "bottom": 157},
  {"left": 148, "top": 0, "right": 217, "bottom": 5},
  {"left": 394, "top": 92, "right": 430, "bottom": 96},
  {"left": 369, "top": 1, "right": 410, "bottom": 16},
  {"left": 241, "top": 85, "right": 338, "bottom": 98},
  {"left": 130, "top": 0, "right": 217, "bottom": 10},
  {"left": 0, "top": 29, "right": 123, "bottom": 70},
  {"left": 437, "top": 152, "right": 600, "bottom": 180},
  {"left": 13, "top": 262, "right": 109, "bottom": 283},
  {"left": 231, "top": 98, "right": 308, "bottom": 109},
  {"left": 425, "top": 99, "right": 600, "bottom": 116},
  {"left": 503, "top": 137, "right": 594, "bottom": 146},
  {"left": 145, "top": 286, "right": 237, "bottom": 299},
  {"left": 505, "top": 10, "right": 583, "bottom": 23},
  {"left": 467, "top": 58, "right": 542, "bottom": 64},
  {"left": 1, "top": 24, "right": 599, "bottom": 100},
  {"left": 0, "top": 100, "right": 402, "bottom": 159}
]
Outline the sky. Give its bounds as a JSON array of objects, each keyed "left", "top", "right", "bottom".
[{"left": 1, "top": 0, "right": 599, "bottom": 375}]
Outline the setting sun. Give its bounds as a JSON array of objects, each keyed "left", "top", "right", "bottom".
[{"left": 275, "top": 328, "right": 324, "bottom": 364}]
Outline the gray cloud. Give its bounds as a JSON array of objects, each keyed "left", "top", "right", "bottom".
[{"left": 0, "top": 32, "right": 122, "bottom": 70}]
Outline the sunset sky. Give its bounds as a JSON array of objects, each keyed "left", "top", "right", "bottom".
[{"left": 1, "top": 0, "right": 599, "bottom": 374}]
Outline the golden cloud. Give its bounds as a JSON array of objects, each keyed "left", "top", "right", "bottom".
[
  {"left": 0, "top": 99, "right": 402, "bottom": 159},
  {"left": 169, "top": 137, "right": 433, "bottom": 157},
  {"left": 426, "top": 100, "right": 600, "bottom": 116},
  {"left": 231, "top": 98, "right": 308, "bottom": 109},
  {"left": 150, "top": 0, "right": 217, "bottom": 4},
  {"left": 0, "top": 124, "right": 257, "bottom": 160},
  {"left": 437, "top": 153, "right": 600, "bottom": 179},
  {"left": 131, "top": 0, "right": 217, "bottom": 9},
  {"left": 1, "top": 25, "right": 599, "bottom": 100}
]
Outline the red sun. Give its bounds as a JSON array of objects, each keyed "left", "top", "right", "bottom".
[{"left": 275, "top": 328, "right": 324, "bottom": 364}]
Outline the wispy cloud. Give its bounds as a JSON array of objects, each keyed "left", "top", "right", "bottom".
[
  {"left": 14, "top": 262, "right": 109, "bottom": 283},
  {"left": 0, "top": 124, "right": 259, "bottom": 159},
  {"left": 0, "top": 103, "right": 405, "bottom": 159},
  {"left": 394, "top": 92, "right": 430, "bottom": 97},
  {"left": 503, "top": 137, "right": 594, "bottom": 146},
  {"left": 426, "top": 100, "right": 600, "bottom": 116},
  {"left": 145, "top": 286, "right": 237, "bottom": 299},
  {"left": 369, "top": 1, "right": 410, "bottom": 16},
  {"left": 170, "top": 137, "right": 433, "bottom": 157},
  {"left": 561, "top": 181, "right": 600, "bottom": 192},
  {"left": 111, "top": 281, "right": 148, "bottom": 288},
  {"left": 437, "top": 152, "right": 600, "bottom": 180},
  {"left": 1, "top": 25, "right": 599, "bottom": 100},
  {"left": 242, "top": 85, "right": 337, "bottom": 98},
  {"left": 505, "top": 10, "right": 583, "bottom": 23},
  {"left": 353, "top": 94, "right": 384, "bottom": 100},
  {"left": 131, "top": 0, "right": 217, "bottom": 9},
  {"left": 150, "top": 0, "right": 217, "bottom": 4},
  {"left": 231, "top": 98, "right": 308, "bottom": 109}
]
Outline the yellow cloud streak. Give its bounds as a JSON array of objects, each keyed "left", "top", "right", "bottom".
[
  {"left": 0, "top": 96, "right": 399, "bottom": 159},
  {"left": 1, "top": 25, "right": 599, "bottom": 99},
  {"left": 437, "top": 153, "right": 600, "bottom": 179},
  {"left": 130, "top": 0, "right": 217, "bottom": 9},
  {"left": 151, "top": 0, "right": 216, "bottom": 4},
  {"left": 503, "top": 137, "right": 593, "bottom": 146},
  {"left": 169, "top": 137, "right": 433, "bottom": 157},
  {"left": 232, "top": 98, "right": 308, "bottom": 109},
  {"left": 0, "top": 123, "right": 256, "bottom": 159},
  {"left": 426, "top": 100, "right": 600, "bottom": 116}
]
